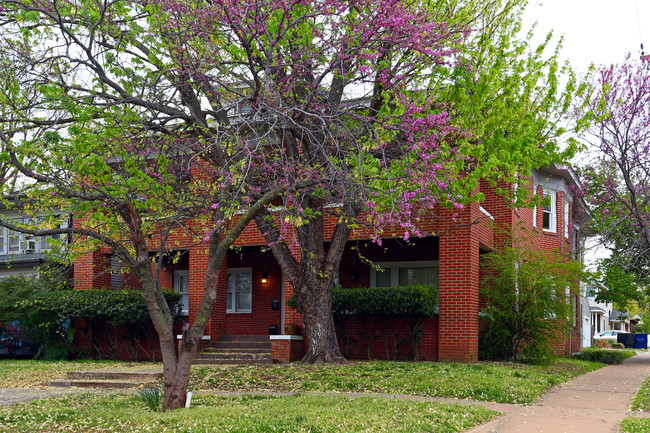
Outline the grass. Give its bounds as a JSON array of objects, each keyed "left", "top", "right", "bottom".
[
  {"left": 620, "top": 419, "right": 650, "bottom": 433},
  {"left": 573, "top": 348, "right": 638, "bottom": 364},
  {"left": 0, "top": 392, "right": 498, "bottom": 433},
  {"left": 0, "top": 360, "right": 162, "bottom": 388},
  {"left": 618, "top": 368, "right": 650, "bottom": 433},
  {"left": 189, "top": 358, "right": 602, "bottom": 404},
  {"left": 631, "top": 376, "right": 650, "bottom": 412},
  {"left": 0, "top": 357, "right": 603, "bottom": 406}
]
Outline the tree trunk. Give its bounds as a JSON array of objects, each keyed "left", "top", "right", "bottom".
[
  {"left": 160, "top": 335, "right": 198, "bottom": 410},
  {"left": 297, "top": 279, "right": 346, "bottom": 364},
  {"left": 134, "top": 259, "right": 200, "bottom": 411},
  {"left": 254, "top": 202, "right": 359, "bottom": 364}
]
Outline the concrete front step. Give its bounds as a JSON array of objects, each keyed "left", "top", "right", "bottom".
[
  {"left": 49, "top": 369, "right": 163, "bottom": 389},
  {"left": 202, "top": 346, "right": 270, "bottom": 354},
  {"left": 196, "top": 353, "right": 272, "bottom": 361},
  {"left": 66, "top": 370, "right": 163, "bottom": 381},
  {"left": 210, "top": 342, "right": 271, "bottom": 350},
  {"left": 193, "top": 335, "right": 273, "bottom": 365},
  {"left": 217, "top": 335, "right": 269, "bottom": 343},
  {"left": 193, "top": 358, "right": 273, "bottom": 365},
  {"left": 50, "top": 379, "right": 144, "bottom": 389}
]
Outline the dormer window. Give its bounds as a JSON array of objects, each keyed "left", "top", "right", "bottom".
[{"left": 543, "top": 190, "right": 556, "bottom": 232}]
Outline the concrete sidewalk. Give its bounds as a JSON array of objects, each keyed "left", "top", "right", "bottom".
[{"left": 467, "top": 351, "right": 650, "bottom": 433}]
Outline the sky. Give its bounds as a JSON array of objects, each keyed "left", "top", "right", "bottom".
[
  {"left": 521, "top": 1, "right": 650, "bottom": 265},
  {"left": 523, "top": 0, "right": 650, "bottom": 76}
]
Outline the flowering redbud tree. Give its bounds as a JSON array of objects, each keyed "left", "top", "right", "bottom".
[
  {"left": 576, "top": 55, "right": 650, "bottom": 304},
  {"left": 0, "top": 0, "right": 575, "bottom": 408}
]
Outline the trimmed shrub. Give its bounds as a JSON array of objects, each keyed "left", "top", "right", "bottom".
[
  {"left": 2, "top": 271, "right": 182, "bottom": 360},
  {"left": 288, "top": 285, "right": 437, "bottom": 360},
  {"left": 574, "top": 348, "right": 627, "bottom": 364},
  {"left": 611, "top": 342, "right": 625, "bottom": 349},
  {"left": 288, "top": 284, "right": 438, "bottom": 317},
  {"left": 0, "top": 270, "right": 73, "bottom": 359},
  {"left": 19, "top": 289, "right": 182, "bottom": 325}
]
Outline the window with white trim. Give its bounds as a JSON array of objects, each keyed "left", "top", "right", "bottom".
[
  {"left": 0, "top": 215, "right": 69, "bottom": 255},
  {"left": 227, "top": 268, "right": 252, "bottom": 313},
  {"left": 533, "top": 204, "right": 537, "bottom": 227},
  {"left": 542, "top": 190, "right": 556, "bottom": 232},
  {"left": 174, "top": 270, "right": 190, "bottom": 315},
  {"left": 564, "top": 201, "right": 570, "bottom": 238},
  {"left": 40, "top": 216, "right": 68, "bottom": 250}
]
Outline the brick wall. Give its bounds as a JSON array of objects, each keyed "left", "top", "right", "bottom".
[{"left": 72, "top": 172, "right": 582, "bottom": 362}]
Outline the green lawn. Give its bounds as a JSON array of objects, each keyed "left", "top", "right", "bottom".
[
  {"left": 0, "top": 358, "right": 603, "bottom": 405},
  {"left": 0, "top": 358, "right": 607, "bottom": 433},
  {"left": 621, "top": 376, "right": 650, "bottom": 432},
  {"left": 0, "top": 392, "right": 498, "bottom": 433},
  {"left": 189, "top": 359, "right": 603, "bottom": 404}
]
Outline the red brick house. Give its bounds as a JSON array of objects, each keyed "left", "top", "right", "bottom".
[{"left": 73, "top": 163, "right": 588, "bottom": 362}]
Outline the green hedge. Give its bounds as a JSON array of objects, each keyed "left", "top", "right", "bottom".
[
  {"left": 573, "top": 348, "right": 633, "bottom": 365},
  {"left": 19, "top": 289, "right": 182, "bottom": 325},
  {"left": 288, "top": 284, "right": 438, "bottom": 317}
]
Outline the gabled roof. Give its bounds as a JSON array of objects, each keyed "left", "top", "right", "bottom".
[
  {"left": 534, "top": 163, "right": 591, "bottom": 224},
  {"left": 610, "top": 309, "right": 629, "bottom": 322}
]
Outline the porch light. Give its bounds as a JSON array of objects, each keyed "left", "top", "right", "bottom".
[{"left": 261, "top": 264, "right": 269, "bottom": 284}]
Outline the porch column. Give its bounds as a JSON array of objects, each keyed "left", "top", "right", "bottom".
[
  {"left": 210, "top": 259, "right": 227, "bottom": 338},
  {"left": 438, "top": 202, "right": 482, "bottom": 363},
  {"left": 74, "top": 250, "right": 110, "bottom": 289},
  {"left": 187, "top": 245, "right": 227, "bottom": 339}
]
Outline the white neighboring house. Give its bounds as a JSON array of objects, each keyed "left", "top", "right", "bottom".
[
  {"left": 583, "top": 283, "right": 630, "bottom": 347},
  {"left": 0, "top": 206, "right": 70, "bottom": 278}
]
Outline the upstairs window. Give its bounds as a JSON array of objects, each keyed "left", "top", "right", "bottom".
[{"left": 543, "top": 190, "right": 556, "bottom": 232}]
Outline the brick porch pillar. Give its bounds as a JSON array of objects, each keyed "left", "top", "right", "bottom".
[
  {"left": 187, "top": 245, "right": 227, "bottom": 340},
  {"left": 438, "top": 202, "right": 482, "bottom": 363},
  {"left": 74, "top": 250, "right": 110, "bottom": 289}
]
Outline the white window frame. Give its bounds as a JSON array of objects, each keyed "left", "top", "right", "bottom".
[
  {"left": 227, "top": 267, "right": 252, "bottom": 314},
  {"left": 564, "top": 201, "right": 570, "bottom": 238},
  {"left": 7, "top": 228, "right": 22, "bottom": 254},
  {"left": 174, "top": 270, "right": 190, "bottom": 316},
  {"left": 533, "top": 204, "right": 537, "bottom": 228},
  {"left": 542, "top": 190, "right": 557, "bottom": 233},
  {"left": 370, "top": 261, "right": 439, "bottom": 288},
  {"left": 0, "top": 226, "right": 6, "bottom": 255},
  {"left": 40, "top": 216, "right": 68, "bottom": 251}
]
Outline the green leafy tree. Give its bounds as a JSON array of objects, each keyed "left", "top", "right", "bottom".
[
  {"left": 0, "top": 0, "right": 578, "bottom": 407},
  {"left": 480, "top": 230, "right": 586, "bottom": 364},
  {"left": 0, "top": 267, "right": 74, "bottom": 359},
  {"left": 595, "top": 260, "right": 648, "bottom": 310},
  {"left": 575, "top": 55, "right": 650, "bottom": 307}
]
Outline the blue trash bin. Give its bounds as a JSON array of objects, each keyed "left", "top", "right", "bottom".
[
  {"left": 618, "top": 333, "right": 636, "bottom": 348},
  {"left": 635, "top": 334, "right": 648, "bottom": 349}
]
